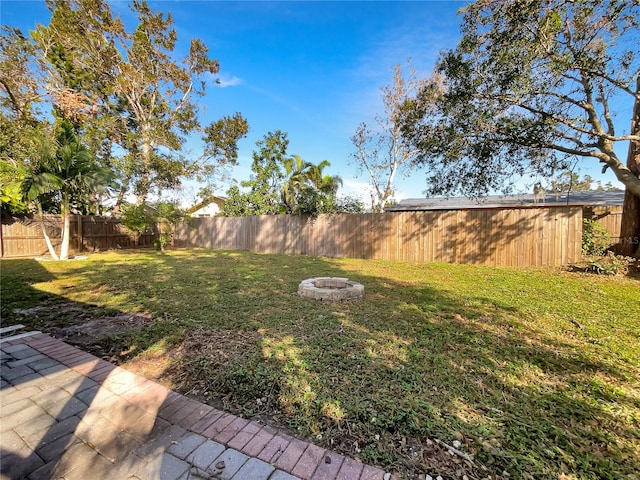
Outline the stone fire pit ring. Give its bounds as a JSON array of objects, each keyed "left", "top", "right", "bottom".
[{"left": 298, "top": 277, "right": 364, "bottom": 302}]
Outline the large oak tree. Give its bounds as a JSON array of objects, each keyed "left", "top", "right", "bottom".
[
  {"left": 402, "top": 0, "right": 640, "bottom": 255},
  {"left": 0, "top": 26, "right": 46, "bottom": 211}
]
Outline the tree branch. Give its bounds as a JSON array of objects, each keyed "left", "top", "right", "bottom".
[
  {"left": 597, "top": 80, "right": 616, "bottom": 136},
  {"left": 581, "top": 68, "right": 640, "bottom": 100},
  {"left": 502, "top": 101, "right": 601, "bottom": 139},
  {"left": 172, "top": 80, "right": 193, "bottom": 116},
  {"left": 542, "top": 141, "right": 606, "bottom": 160},
  {"left": 578, "top": 71, "right": 606, "bottom": 137},
  {"left": 0, "top": 80, "right": 23, "bottom": 118}
]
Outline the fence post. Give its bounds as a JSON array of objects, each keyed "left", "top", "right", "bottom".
[{"left": 0, "top": 219, "right": 4, "bottom": 258}]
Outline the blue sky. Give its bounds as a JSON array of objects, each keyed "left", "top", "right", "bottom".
[
  {"left": 1, "top": 1, "right": 627, "bottom": 206},
  {"left": 173, "top": 1, "right": 464, "bottom": 202}
]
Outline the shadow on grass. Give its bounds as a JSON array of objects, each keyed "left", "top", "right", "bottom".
[
  {"left": 2, "top": 251, "right": 639, "bottom": 479},
  {"left": 0, "top": 259, "right": 195, "bottom": 479}
]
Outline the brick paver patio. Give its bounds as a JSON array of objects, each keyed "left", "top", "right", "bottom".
[{"left": 0, "top": 332, "right": 396, "bottom": 480}]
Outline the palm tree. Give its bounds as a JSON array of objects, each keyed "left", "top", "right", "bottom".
[
  {"left": 309, "top": 159, "right": 342, "bottom": 196},
  {"left": 281, "top": 156, "right": 343, "bottom": 215},
  {"left": 281, "top": 155, "right": 314, "bottom": 213},
  {"left": 21, "top": 122, "right": 113, "bottom": 259}
]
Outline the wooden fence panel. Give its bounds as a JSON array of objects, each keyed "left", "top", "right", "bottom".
[
  {"left": 586, "top": 206, "right": 622, "bottom": 239},
  {"left": 80, "top": 216, "right": 155, "bottom": 251},
  {"left": 0, "top": 207, "right": 605, "bottom": 265},
  {"left": 1, "top": 215, "right": 154, "bottom": 257},
  {"left": 0, "top": 216, "right": 61, "bottom": 258},
  {"left": 174, "top": 207, "right": 584, "bottom": 267}
]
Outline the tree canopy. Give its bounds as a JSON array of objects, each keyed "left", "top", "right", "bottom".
[
  {"left": 401, "top": 0, "right": 639, "bottom": 254},
  {"left": 21, "top": 120, "right": 114, "bottom": 259},
  {"left": 281, "top": 156, "right": 344, "bottom": 215},
  {"left": 220, "top": 131, "right": 362, "bottom": 217},
  {"left": 1, "top": 0, "right": 248, "bottom": 214},
  {"left": 546, "top": 170, "right": 621, "bottom": 197}
]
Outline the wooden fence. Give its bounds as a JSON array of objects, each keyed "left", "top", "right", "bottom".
[
  {"left": 3, "top": 206, "right": 623, "bottom": 265},
  {"left": 174, "top": 207, "right": 584, "bottom": 267},
  {"left": 585, "top": 205, "right": 623, "bottom": 241},
  {"left": 0, "top": 215, "right": 155, "bottom": 258}
]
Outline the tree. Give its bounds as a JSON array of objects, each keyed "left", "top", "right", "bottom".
[
  {"left": 310, "top": 161, "right": 343, "bottom": 199},
  {"left": 9, "top": 0, "right": 247, "bottom": 209},
  {"left": 545, "top": 170, "right": 621, "bottom": 199},
  {"left": 350, "top": 60, "right": 427, "bottom": 212},
  {"left": 221, "top": 131, "right": 289, "bottom": 216},
  {"left": 281, "top": 155, "right": 315, "bottom": 214},
  {"left": 220, "top": 131, "right": 353, "bottom": 216},
  {"left": 1, "top": 26, "right": 48, "bottom": 214},
  {"left": 327, "top": 195, "right": 365, "bottom": 214},
  {"left": 120, "top": 200, "right": 187, "bottom": 252},
  {"left": 21, "top": 121, "right": 114, "bottom": 259},
  {"left": 197, "top": 113, "right": 250, "bottom": 182},
  {"left": 402, "top": 0, "right": 640, "bottom": 255},
  {"left": 620, "top": 76, "right": 640, "bottom": 255},
  {"left": 282, "top": 156, "right": 343, "bottom": 215},
  {"left": 109, "top": 0, "right": 221, "bottom": 203},
  {"left": 27, "top": 1, "right": 122, "bottom": 179},
  {"left": 306, "top": 161, "right": 344, "bottom": 214},
  {"left": 0, "top": 183, "right": 28, "bottom": 216}
]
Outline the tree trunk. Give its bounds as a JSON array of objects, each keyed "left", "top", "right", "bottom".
[
  {"left": 136, "top": 171, "right": 151, "bottom": 205},
  {"left": 158, "top": 221, "right": 166, "bottom": 252},
  {"left": 113, "top": 175, "right": 130, "bottom": 215},
  {"left": 136, "top": 128, "right": 153, "bottom": 205},
  {"left": 616, "top": 76, "right": 640, "bottom": 257},
  {"left": 60, "top": 196, "right": 71, "bottom": 260},
  {"left": 37, "top": 203, "right": 59, "bottom": 260}
]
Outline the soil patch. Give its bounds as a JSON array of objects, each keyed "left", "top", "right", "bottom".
[
  {"left": 51, "top": 312, "right": 155, "bottom": 345},
  {"left": 13, "top": 301, "right": 155, "bottom": 353},
  {"left": 13, "top": 302, "right": 85, "bottom": 318}
]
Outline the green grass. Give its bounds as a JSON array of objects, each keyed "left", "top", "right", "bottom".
[{"left": 2, "top": 249, "right": 639, "bottom": 479}]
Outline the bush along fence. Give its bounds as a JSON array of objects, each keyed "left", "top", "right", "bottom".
[
  {"left": 0, "top": 215, "right": 155, "bottom": 258},
  {"left": 174, "top": 207, "right": 586, "bottom": 268},
  {"left": 582, "top": 205, "right": 623, "bottom": 253}
]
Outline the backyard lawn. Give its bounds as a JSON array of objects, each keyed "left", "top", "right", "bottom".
[{"left": 1, "top": 249, "right": 639, "bottom": 479}]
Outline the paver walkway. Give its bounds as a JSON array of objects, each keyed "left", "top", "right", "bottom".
[{"left": 0, "top": 332, "right": 395, "bottom": 480}]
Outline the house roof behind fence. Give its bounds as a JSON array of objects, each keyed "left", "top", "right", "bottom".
[{"left": 384, "top": 190, "right": 625, "bottom": 212}]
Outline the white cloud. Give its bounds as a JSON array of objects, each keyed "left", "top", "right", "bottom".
[{"left": 214, "top": 74, "right": 243, "bottom": 88}]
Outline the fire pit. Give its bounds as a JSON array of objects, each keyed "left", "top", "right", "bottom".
[{"left": 298, "top": 277, "right": 364, "bottom": 302}]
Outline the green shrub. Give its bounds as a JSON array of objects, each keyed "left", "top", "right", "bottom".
[
  {"left": 121, "top": 201, "right": 189, "bottom": 251},
  {"left": 120, "top": 203, "right": 155, "bottom": 235},
  {"left": 582, "top": 218, "right": 613, "bottom": 256}
]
